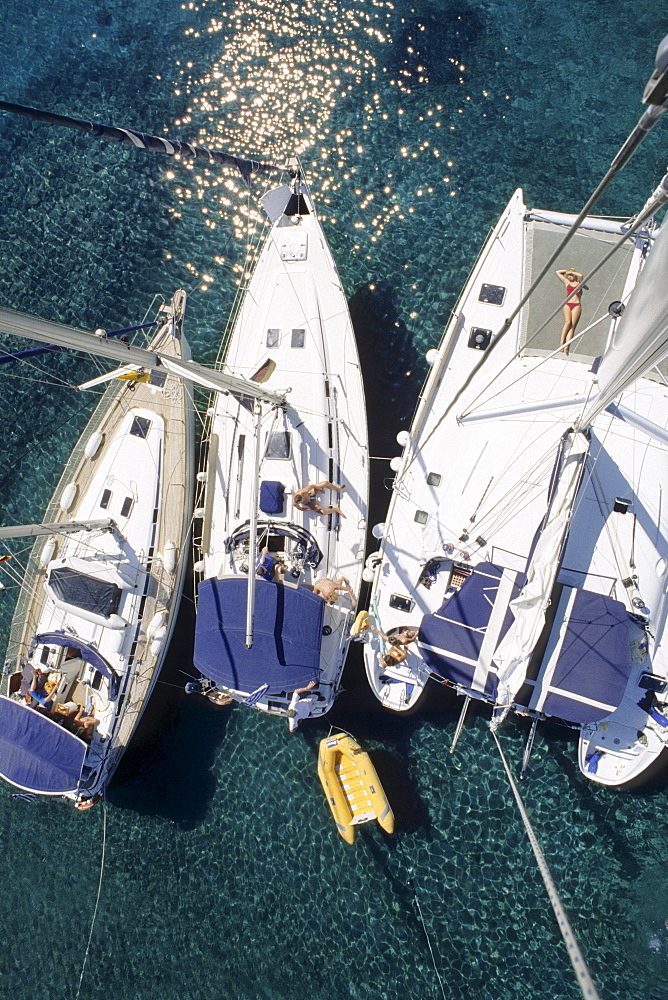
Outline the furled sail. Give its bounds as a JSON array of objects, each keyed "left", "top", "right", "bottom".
[
  {"left": 0, "top": 100, "right": 279, "bottom": 181},
  {"left": 491, "top": 431, "right": 589, "bottom": 723},
  {"left": 578, "top": 219, "right": 668, "bottom": 427}
]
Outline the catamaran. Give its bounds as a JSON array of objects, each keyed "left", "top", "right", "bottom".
[
  {"left": 190, "top": 167, "right": 368, "bottom": 721},
  {"left": 363, "top": 35, "right": 668, "bottom": 787},
  {"left": 0, "top": 293, "right": 195, "bottom": 808}
]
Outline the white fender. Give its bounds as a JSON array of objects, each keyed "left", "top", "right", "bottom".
[
  {"left": 60, "top": 482, "right": 78, "bottom": 512},
  {"left": 162, "top": 540, "right": 177, "bottom": 575},
  {"left": 39, "top": 537, "right": 57, "bottom": 568},
  {"left": 84, "top": 431, "right": 104, "bottom": 460},
  {"left": 147, "top": 610, "right": 167, "bottom": 639},
  {"left": 150, "top": 625, "right": 168, "bottom": 657}
]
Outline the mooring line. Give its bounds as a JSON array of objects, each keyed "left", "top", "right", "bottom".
[
  {"left": 74, "top": 792, "right": 107, "bottom": 1000},
  {"left": 396, "top": 838, "right": 449, "bottom": 1000},
  {"left": 491, "top": 730, "right": 600, "bottom": 1000}
]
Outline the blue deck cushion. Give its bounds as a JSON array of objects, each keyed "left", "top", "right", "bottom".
[
  {"left": 0, "top": 696, "right": 87, "bottom": 794},
  {"left": 194, "top": 576, "right": 324, "bottom": 693},
  {"left": 532, "top": 589, "right": 633, "bottom": 724},
  {"left": 259, "top": 481, "right": 285, "bottom": 514},
  {"left": 34, "top": 632, "right": 121, "bottom": 699},
  {"left": 418, "top": 563, "right": 524, "bottom": 698}
]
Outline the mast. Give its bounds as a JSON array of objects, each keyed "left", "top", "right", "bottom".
[
  {"left": 577, "top": 216, "right": 668, "bottom": 428},
  {"left": 0, "top": 307, "right": 284, "bottom": 406},
  {"left": 245, "top": 403, "right": 263, "bottom": 648}
]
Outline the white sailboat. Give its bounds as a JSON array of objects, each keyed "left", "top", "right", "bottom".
[
  {"left": 0, "top": 293, "right": 195, "bottom": 808},
  {"left": 191, "top": 166, "right": 369, "bottom": 721},
  {"left": 363, "top": 36, "right": 668, "bottom": 787},
  {"left": 0, "top": 102, "right": 369, "bottom": 731}
]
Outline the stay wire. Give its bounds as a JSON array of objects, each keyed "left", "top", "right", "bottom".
[
  {"left": 491, "top": 730, "right": 600, "bottom": 1000},
  {"left": 395, "top": 836, "right": 449, "bottom": 1000},
  {"left": 401, "top": 100, "right": 667, "bottom": 478}
]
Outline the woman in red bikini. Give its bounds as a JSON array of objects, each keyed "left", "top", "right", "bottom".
[{"left": 556, "top": 267, "right": 583, "bottom": 353}]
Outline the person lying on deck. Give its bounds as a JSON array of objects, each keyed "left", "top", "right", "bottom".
[
  {"left": 70, "top": 705, "right": 100, "bottom": 741},
  {"left": 366, "top": 625, "right": 418, "bottom": 668},
  {"left": 314, "top": 576, "right": 356, "bottom": 607},
  {"left": 292, "top": 480, "right": 346, "bottom": 518}
]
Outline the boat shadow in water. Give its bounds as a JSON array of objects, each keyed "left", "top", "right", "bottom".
[
  {"left": 107, "top": 585, "right": 232, "bottom": 829},
  {"left": 349, "top": 279, "right": 425, "bottom": 534}
]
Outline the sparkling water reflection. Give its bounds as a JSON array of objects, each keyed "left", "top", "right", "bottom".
[{"left": 1, "top": 2, "right": 667, "bottom": 999}]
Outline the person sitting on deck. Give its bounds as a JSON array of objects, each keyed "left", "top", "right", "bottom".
[
  {"left": 255, "top": 546, "right": 287, "bottom": 582},
  {"left": 26, "top": 669, "right": 58, "bottom": 710},
  {"left": 313, "top": 576, "right": 356, "bottom": 607},
  {"left": 292, "top": 481, "right": 346, "bottom": 518},
  {"left": 367, "top": 625, "right": 418, "bottom": 668}
]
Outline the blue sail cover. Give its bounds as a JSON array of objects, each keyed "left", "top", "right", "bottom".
[
  {"left": 194, "top": 577, "right": 325, "bottom": 693},
  {"left": 533, "top": 589, "right": 633, "bottom": 724},
  {"left": 0, "top": 696, "right": 87, "bottom": 794},
  {"left": 34, "top": 632, "right": 120, "bottom": 698},
  {"left": 418, "top": 563, "right": 524, "bottom": 699}
]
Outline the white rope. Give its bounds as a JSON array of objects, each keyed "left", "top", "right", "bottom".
[
  {"left": 491, "top": 730, "right": 601, "bottom": 1000},
  {"left": 74, "top": 793, "right": 107, "bottom": 1000},
  {"left": 395, "top": 838, "right": 448, "bottom": 1000}
]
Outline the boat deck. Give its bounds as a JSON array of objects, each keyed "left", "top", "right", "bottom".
[
  {"left": 3, "top": 314, "right": 193, "bottom": 780},
  {"left": 521, "top": 222, "right": 636, "bottom": 360}
]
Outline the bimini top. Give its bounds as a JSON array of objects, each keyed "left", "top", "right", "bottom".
[
  {"left": 0, "top": 696, "right": 87, "bottom": 794},
  {"left": 33, "top": 632, "right": 121, "bottom": 699},
  {"left": 528, "top": 588, "right": 633, "bottom": 724},
  {"left": 194, "top": 577, "right": 325, "bottom": 693},
  {"left": 418, "top": 563, "right": 525, "bottom": 700}
]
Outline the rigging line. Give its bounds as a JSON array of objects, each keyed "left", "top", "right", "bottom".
[
  {"left": 0, "top": 367, "right": 107, "bottom": 390},
  {"left": 458, "top": 434, "right": 563, "bottom": 536},
  {"left": 491, "top": 730, "right": 601, "bottom": 1000},
  {"left": 74, "top": 792, "right": 108, "bottom": 1000},
  {"left": 407, "top": 187, "right": 659, "bottom": 475},
  {"left": 460, "top": 232, "right": 643, "bottom": 422},
  {"left": 461, "top": 250, "right": 633, "bottom": 418},
  {"left": 394, "top": 837, "right": 448, "bottom": 1000}
]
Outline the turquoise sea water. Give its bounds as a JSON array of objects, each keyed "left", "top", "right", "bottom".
[{"left": 1, "top": 2, "right": 668, "bottom": 998}]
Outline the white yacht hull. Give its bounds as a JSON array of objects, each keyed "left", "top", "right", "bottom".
[
  {"left": 365, "top": 192, "right": 668, "bottom": 787},
  {"left": 193, "top": 177, "right": 368, "bottom": 719},
  {"left": 2, "top": 294, "right": 194, "bottom": 806}
]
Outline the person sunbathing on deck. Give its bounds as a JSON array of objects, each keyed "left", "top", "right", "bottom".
[
  {"left": 292, "top": 480, "right": 346, "bottom": 518},
  {"left": 366, "top": 625, "right": 418, "bottom": 668}
]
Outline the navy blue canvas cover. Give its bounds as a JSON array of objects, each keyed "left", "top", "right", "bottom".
[
  {"left": 418, "top": 563, "right": 523, "bottom": 695},
  {"left": 48, "top": 567, "right": 122, "bottom": 618},
  {"left": 0, "top": 696, "right": 87, "bottom": 793},
  {"left": 194, "top": 577, "right": 324, "bottom": 692},
  {"left": 259, "top": 480, "right": 284, "bottom": 514},
  {"left": 539, "top": 590, "right": 633, "bottom": 723},
  {"left": 35, "top": 632, "right": 121, "bottom": 698}
]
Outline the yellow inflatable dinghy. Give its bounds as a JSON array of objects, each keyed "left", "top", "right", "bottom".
[{"left": 317, "top": 732, "right": 394, "bottom": 844}]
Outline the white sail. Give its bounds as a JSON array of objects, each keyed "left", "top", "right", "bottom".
[
  {"left": 578, "top": 219, "right": 668, "bottom": 427},
  {"left": 492, "top": 431, "right": 589, "bottom": 719}
]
